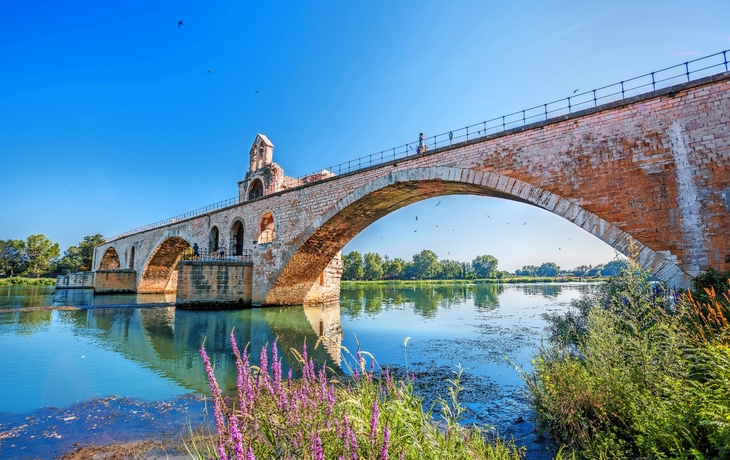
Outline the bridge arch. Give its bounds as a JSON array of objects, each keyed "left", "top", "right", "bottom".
[
  {"left": 99, "top": 247, "right": 121, "bottom": 270},
  {"left": 208, "top": 226, "right": 220, "bottom": 253},
  {"left": 263, "top": 166, "right": 691, "bottom": 305},
  {"left": 138, "top": 236, "right": 191, "bottom": 293},
  {"left": 230, "top": 219, "right": 245, "bottom": 256}
]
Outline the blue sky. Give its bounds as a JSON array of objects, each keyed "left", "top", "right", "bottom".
[{"left": 1, "top": 1, "right": 728, "bottom": 272}]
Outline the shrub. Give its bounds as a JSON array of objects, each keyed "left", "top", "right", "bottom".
[{"left": 527, "top": 256, "right": 730, "bottom": 458}]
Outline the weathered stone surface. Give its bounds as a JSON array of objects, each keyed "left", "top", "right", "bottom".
[
  {"left": 92, "top": 73, "right": 730, "bottom": 305},
  {"left": 94, "top": 269, "right": 136, "bottom": 293},
  {"left": 176, "top": 261, "right": 253, "bottom": 308}
]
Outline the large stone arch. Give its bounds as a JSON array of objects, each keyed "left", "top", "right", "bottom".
[
  {"left": 99, "top": 247, "right": 121, "bottom": 270},
  {"left": 138, "top": 236, "right": 191, "bottom": 293},
  {"left": 263, "top": 167, "right": 691, "bottom": 305}
]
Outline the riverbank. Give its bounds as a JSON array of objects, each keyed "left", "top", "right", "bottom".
[
  {"left": 0, "top": 277, "right": 56, "bottom": 286},
  {"left": 342, "top": 276, "right": 605, "bottom": 285}
]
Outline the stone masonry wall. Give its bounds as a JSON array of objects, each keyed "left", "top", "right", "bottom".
[
  {"left": 176, "top": 261, "right": 253, "bottom": 308},
  {"left": 95, "top": 72, "right": 730, "bottom": 305},
  {"left": 56, "top": 271, "right": 95, "bottom": 289},
  {"left": 94, "top": 270, "right": 137, "bottom": 293}
]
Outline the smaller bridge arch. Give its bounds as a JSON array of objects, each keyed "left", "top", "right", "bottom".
[
  {"left": 231, "top": 219, "right": 245, "bottom": 256},
  {"left": 99, "top": 247, "right": 121, "bottom": 270},
  {"left": 138, "top": 236, "right": 191, "bottom": 293},
  {"left": 258, "top": 212, "right": 276, "bottom": 244},
  {"left": 208, "top": 226, "right": 220, "bottom": 253}
]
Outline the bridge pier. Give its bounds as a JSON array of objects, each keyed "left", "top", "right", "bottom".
[
  {"left": 175, "top": 260, "right": 253, "bottom": 308},
  {"left": 95, "top": 269, "right": 137, "bottom": 293}
]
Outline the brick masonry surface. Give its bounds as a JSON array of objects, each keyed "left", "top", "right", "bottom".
[
  {"left": 176, "top": 261, "right": 253, "bottom": 307},
  {"left": 94, "top": 270, "right": 136, "bottom": 293},
  {"left": 92, "top": 73, "right": 730, "bottom": 306}
]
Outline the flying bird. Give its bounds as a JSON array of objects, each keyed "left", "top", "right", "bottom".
[
  {"left": 524, "top": 222, "right": 526, "bottom": 225},
  {"left": 255, "top": 90, "right": 259, "bottom": 93},
  {"left": 414, "top": 230, "right": 417, "bottom": 233},
  {"left": 415, "top": 216, "right": 418, "bottom": 220},
  {"left": 559, "top": 247, "right": 561, "bottom": 250},
  {"left": 487, "top": 215, "right": 490, "bottom": 219},
  {"left": 207, "top": 70, "right": 213, "bottom": 73},
  {"left": 573, "top": 89, "right": 578, "bottom": 94},
  {"left": 178, "top": 20, "right": 184, "bottom": 27},
  {"left": 436, "top": 201, "right": 441, "bottom": 206}
]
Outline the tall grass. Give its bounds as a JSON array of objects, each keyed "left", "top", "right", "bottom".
[
  {"left": 187, "top": 333, "right": 523, "bottom": 459},
  {"left": 526, "top": 256, "right": 730, "bottom": 458}
]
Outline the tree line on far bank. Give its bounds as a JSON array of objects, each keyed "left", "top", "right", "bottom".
[
  {"left": 342, "top": 250, "right": 626, "bottom": 281},
  {"left": 0, "top": 234, "right": 104, "bottom": 278}
]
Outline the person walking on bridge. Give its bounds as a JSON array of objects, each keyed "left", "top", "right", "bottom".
[
  {"left": 219, "top": 242, "right": 226, "bottom": 260},
  {"left": 192, "top": 243, "right": 199, "bottom": 260},
  {"left": 417, "top": 132, "right": 428, "bottom": 154}
]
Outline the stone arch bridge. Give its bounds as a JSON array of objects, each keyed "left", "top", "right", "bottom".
[{"left": 77, "top": 71, "right": 730, "bottom": 307}]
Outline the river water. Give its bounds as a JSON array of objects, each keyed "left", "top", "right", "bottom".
[{"left": 0, "top": 282, "right": 591, "bottom": 458}]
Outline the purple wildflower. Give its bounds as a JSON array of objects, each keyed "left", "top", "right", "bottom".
[
  {"left": 380, "top": 424, "right": 390, "bottom": 460},
  {"left": 370, "top": 399, "right": 379, "bottom": 445},
  {"left": 246, "top": 446, "right": 256, "bottom": 460},
  {"left": 314, "top": 433, "right": 324, "bottom": 460},
  {"left": 229, "top": 413, "right": 245, "bottom": 459},
  {"left": 200, "top": 342, "right": 227, "bottom": 459}
]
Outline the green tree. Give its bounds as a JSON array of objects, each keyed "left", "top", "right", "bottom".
[
  {"left": 24, "top": 234, "right": 60, "bottom": 278},
  {"left": 536, "top": 262, "right": 560, "bottom": 277},
  {"left": 363, "top": 252, "right": 384, "bottom": 280},
  {"left": 384, "top": 257, "right": 405, "bottom": 279},
  {"left": 439, "top": 259, "right": 463, "bottom": 279},
  {"left": 472, "top": 254, "right": 499, "bottom": 278},
  {"left": 601, "top": 259, "right": 628, "bottom": 276},
  {"left": 56, "top": 245, "right": 83, "bottom": 274},
  {"left": 515, "top": 265, "right": 538, "bottom": 276},
  {"left": 78, "top": 234, "right": 105, "bottom": 271},
  {"left": 411, "top": 250, "right": 440, "bottom": 279},
  {"left": 0, "top": 239, "right": 28, "bottom": 277},
  {"left": 343, "top": 251, "right": 364, "bottom": 280},
  {"left": 571, "top": 265, "right": 591, "bottom": 276}
]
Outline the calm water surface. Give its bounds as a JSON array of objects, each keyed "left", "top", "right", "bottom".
[{"left": 0, "top": 283, "right": 592, "bottom": 458}]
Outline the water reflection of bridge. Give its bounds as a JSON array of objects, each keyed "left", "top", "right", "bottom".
[{"left": 60, "top": 304, "right": 342, "bottom": 394}]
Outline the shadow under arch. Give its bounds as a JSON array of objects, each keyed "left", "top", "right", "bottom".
[
  {"left": 264, "top": 167, "right": 691, "bottom": 306},
  {"left": 99, "top": 247, "right": 121, "bottom": 270},
  {"left": 138, "top": 236, "right": 191, "bottom": 293}
]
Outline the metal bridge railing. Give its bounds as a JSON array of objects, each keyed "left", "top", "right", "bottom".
[
  {"left": 107, "top": 49, "right": 729, "bottom": 243},
  {"left": 179, "top": 248, "right": 252, "bottom": 263}
]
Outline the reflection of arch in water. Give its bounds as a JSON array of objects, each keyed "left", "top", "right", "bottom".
[
  {"left": 76, "top": 304, "right": 342, "bottom": 395},
  {"left": 99, "top": 247, "right": 121, "bottom": 270},
  {"left": 138, "top": 237, "right": 191, "bottom": 293}
]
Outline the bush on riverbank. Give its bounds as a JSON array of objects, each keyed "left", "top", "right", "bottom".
[
  {"left": 0, "top": 277, "right": 56, "bottom": 286},
  {"left": 527, "top": 256, "right": 730, "bottom": 458},
  {"left": 342, "top": 276, "right": 604, "bottom": 286},
  {"left": 189, "top": 333, "right": 524, "bottom": 459}
]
